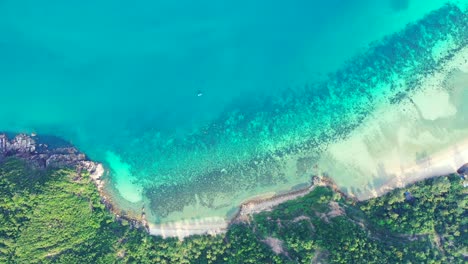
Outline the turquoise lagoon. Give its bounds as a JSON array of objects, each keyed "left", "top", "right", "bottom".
[{"left": 0, "top": 1, "right": 467, "bottom": 224}]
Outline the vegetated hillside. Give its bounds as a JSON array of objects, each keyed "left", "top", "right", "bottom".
[{"left": 0, "top": 158, "right": 466, "bottom": 263}]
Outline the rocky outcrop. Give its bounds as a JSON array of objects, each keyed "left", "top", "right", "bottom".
[
  {"left": 1, "top": 133, "right": 36, "bottom": 156},
  {"left": 0, "top": 133, "right": 97, "bottom": 172},
  {"left": 6, "top": 134, "right": 36, "bottom": 153},
  {"left": 46, "top": 152, "right": 86, "bottom": 169},
  {"left": 457, "top": 163, "right": 468, "bottom": 175},
  {"left": 0, "top": 134, "right": 7, "bottom": 155}
]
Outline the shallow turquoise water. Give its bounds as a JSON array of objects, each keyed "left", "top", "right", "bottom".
[{"left": 0, "top": 0, "right": 466, "bottom": 223}]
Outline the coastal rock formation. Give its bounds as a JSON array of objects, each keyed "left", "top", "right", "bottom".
[
  {"left": 0, "top": 133, "right": 99, "bottom": 174},
  {"left": 0, "top": 133, "right": 141, "bottom": 233},
  {"left": 0, "top": 134, "right": 6, "bottom": 155},
  {"left": 45, "top": 151, "right": 86, "bottom": 169},
  {"left": 457, "top": 163, "right": 468, "bottom": 175},
  {"left": 0, "top": 134, "right": 36, "bottom": 155}
]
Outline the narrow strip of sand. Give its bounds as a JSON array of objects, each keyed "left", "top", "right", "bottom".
[
  {"left": 147, "top": 139, "right": 468, "bottom": 240},
  {"left": 369, "top": 138, "right": 468, "bottom": 199},
  {"left": 148, "top": 217, "right": 228, "bottom": 239},
  {"left": 147, "top": 178, "right": 322, "bottom": 240}
]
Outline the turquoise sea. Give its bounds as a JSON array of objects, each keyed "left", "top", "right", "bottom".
[{"left": 1, "top": 1, "right": 467, "bottom": 225}]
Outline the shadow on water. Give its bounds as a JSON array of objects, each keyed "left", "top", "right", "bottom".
[{"left": 390, "top": 0, "right": 410, "bottom": 12}]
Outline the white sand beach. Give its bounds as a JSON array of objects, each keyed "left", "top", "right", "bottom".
[
  {"left": 148, "top": 217, "right": 228, "bottom": 240},
  {"left": 318, "top": 46, "right": 468, "bottom": 200},
  {"left": 372, "top": 138, "right": 468, "bottom": 199}
]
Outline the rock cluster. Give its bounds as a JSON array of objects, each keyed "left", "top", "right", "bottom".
[
  {"left": 0, "top": 134, "right": 6, "bottom": 154},
  {"left": 0, "top": 134, "right": 36, "bottom": 155},
  {"left": 0, "top": 133, "right": 97, "bottom": 172},
  {"left": 457, "top": 163, "right": 468, "bottom": 176}
]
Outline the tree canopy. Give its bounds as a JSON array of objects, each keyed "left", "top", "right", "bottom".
[{"left": 0, "top": 158, "right": 466, "bottom": 263}]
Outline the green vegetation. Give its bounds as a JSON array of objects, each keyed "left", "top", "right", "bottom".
[
  {"left": 0, "top": 158, "right": 466, "bottom": 263},
  {"left": 360, "top": 176, "right": 467, "bottom": 261}
]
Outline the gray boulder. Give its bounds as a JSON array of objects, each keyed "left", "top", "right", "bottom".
[
  {"left": 6, "top": 134, "right": 36, "bottom": 154},
  {"left": 0, "top": 134, "right": 7, "bottom": 155},
  {"left": 457, "top": 163, "right": 468, "bottom": 175}
]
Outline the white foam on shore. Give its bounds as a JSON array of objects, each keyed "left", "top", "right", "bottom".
[{"left": 105, "top": 151, "right": 143, "bottom": 203}]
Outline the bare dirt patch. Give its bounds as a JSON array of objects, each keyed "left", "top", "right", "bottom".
[{"left": 263, "top": 237, "right": 285, "bottom": 254}]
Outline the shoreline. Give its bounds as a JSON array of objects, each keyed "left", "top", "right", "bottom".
[
  {"left": 145, "top": 176, "right": 322, "bottom": 239},
  {"left": 322, "top": 44, "right": 468, "bottom": 201},
  {"left": 362, "top": 138, "right": 468, "bottom": 200},
  {"left": 143, "top": 144, "right": 468, "bottom": 240},
  {"left": 0, "top": 133, "right": 147, "bottom": 231},
  {"left": 2, "top": 132, "right": 468, "bottom": 240}
]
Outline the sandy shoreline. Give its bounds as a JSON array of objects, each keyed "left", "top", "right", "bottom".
[
  {"left": 145, "top": 177, "right": 322, "bottom": 240},
  {"left": 319, "top": 45, "right": 468, "bottom": 201},
  {"left": 366, "top": 138, "right": 468, "bottom": 200},
  {"left": 148, "top": 217, "right": 228, "bottom": 239},
  {"left": 144, "top": 181, "right": 352, "bottom": 239},
  {"left": 140, "top": 142, "right": 468, "bottom": 239}
]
